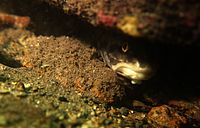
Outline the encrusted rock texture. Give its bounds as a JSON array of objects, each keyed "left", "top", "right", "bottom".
[{"left": 43, "top": 0, "right": 200, "bottom": 45}]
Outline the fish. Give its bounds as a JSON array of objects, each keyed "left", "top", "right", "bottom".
[{"left": 99, "top": 38, "right": 154, "bottom": 84}]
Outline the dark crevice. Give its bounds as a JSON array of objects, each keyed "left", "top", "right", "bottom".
[
  {"left": 0, "top": 74, "right": 9, "bottom": 82},
  {"left": 0, "top": 51, "right": 23, "bottom": 68}
]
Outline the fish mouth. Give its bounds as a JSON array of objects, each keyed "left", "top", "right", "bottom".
[{"left": 111, "top": 61, "right": 152, "bottom": 84}]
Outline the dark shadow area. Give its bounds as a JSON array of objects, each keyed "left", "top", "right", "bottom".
[
  {"left": 0, "top": 51, "right": 23, "bottom": 68},
  {"left": 0, "top": 74, "right": 9, "bottom": 82},
  {"left": 115, "top": 44, "right": 200, "bottom": 112}
]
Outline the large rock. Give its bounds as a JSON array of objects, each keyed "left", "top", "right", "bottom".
[{"left": 42, "top": 0, "right": 200, "bottom": 45}]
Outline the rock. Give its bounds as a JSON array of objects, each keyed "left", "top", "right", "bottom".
[
  {"left": 42, "top": 0, "right": 200, "bottom": 45},
  {"left": 147, "top": 105, "right": 187, "bottom": 128}
]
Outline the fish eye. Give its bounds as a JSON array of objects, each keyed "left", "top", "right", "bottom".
[{"left": 122, "top": 42, "right": 128, "bottom": 53}]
